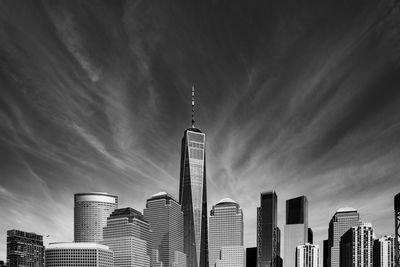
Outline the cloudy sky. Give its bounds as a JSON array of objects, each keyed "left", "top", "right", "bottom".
[{"left": 1, "top": 0, "right": 400, "bottom": 261}]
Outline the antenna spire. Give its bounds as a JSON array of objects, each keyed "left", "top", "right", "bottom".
[{"left": 191, "top": 85, "right": 195, "bottom": 128}]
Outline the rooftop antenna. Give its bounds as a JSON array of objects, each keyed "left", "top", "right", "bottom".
[{"left": 191, "top": 85, "right": 195, "bottom": 128}]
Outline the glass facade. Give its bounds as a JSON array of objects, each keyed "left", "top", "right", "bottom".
[
  {"left": 7, "top": 230, "right": 44, "bottom": 267},
  {"left": 286, "top": 196, "right": 308, "bottom": 225},
  {"left": 209, "top": 199, "right": 244, "bottom": 267},
  {"left": 143, "top": 192, "right": 186, "bottom": 267},
  {"left": 179, "top": 128, "right": 208, "bottom": 267},
  {"left": 102, "top": 208, "right": 151, "bottom": 267},
  {"left": 74, "top": 192, "right": 118, "bottom": 243},
  {"left": 257, "top": 191, "right": 280, "bottom": 267},
  {"left": 328, "top": 208, "right": 361, "bottom": 267},
  {"left": 284, "top": 196, "right": 308, "bottom": 267}
]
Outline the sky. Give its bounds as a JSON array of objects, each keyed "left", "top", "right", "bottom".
[{"left": 1, "top": 0, "right": 400, "bottom": 261}]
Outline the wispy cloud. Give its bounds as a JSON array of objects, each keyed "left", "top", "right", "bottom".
[{"left": 0, "top": 0, "right": 400, "bottom": 260}]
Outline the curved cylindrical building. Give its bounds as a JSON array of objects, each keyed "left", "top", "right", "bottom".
[
  {"left": 74, "top": 192, "right": 118, "bottom": 242},
  {"left": 45, "top": 242, "right": 114, "bottom": 267}
]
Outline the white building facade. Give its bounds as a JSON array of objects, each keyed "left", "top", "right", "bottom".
[
  {"left": 74, "top": 192, "right": 118, "bottom": 243},
  {"left": 45, "top": 242, "right": 114, "bottom": 267},
  {"left": 102, "top": 207, "right": 151, "bottom": 267},
  {"left": 340, "top": 223, "right": 374, "bottom": 267},
  {"left": 209, "top": 198, "right": 244, "bottom": 267},
  {"left": 296, "top": 243, "right": 319, "bottom": 267},
  {"left": 374, "top": 235, "right": 395, "bottom": 267}
]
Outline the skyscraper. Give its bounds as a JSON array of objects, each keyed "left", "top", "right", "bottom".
[
  {"left": 209, "top": 198, "right": 244, "bottom": 267},
  {"left": 374, "top": 235, "right": 395, "bottom": 267},
  {"left": 257, "top": 191, "right": 280, "bottom": 267},
  {"left": 340, "top": 223, "right": 374, "bottom": 267},
  {"left": 7, "top": 230, "right": 44, "bottom": 267},
  {"left": 143, "top": 192, "right": 186, "bottom": 267},
  {"left": 284, "top": 196, "right": 308, "bottom": 267},
  {"left": 102, "top": 207, "right": 151, "bottom": 267},
  {"left": 296, "top": 243, "right": 319, "bottom": 267},
  {"left": 395, "top": 193, "right": 400, "bottom": 267},
  {"left": 179, "top": 86, "right": 208, "bottom": 267},
  {"left": 74, "top": 192, "right": 118, "bottom": 242},
  {"left": 328, "top": 207, "right": 362, "bottom": 267},
  {"left": 45, "top": 242, "right": 114, "bottom": 267}
]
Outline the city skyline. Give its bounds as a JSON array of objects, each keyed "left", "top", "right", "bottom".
[{"left": 1, "top": 0, "right": 400, "bottom": 262}]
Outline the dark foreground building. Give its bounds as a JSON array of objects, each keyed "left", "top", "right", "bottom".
[
  {"left": 247, "top": 247, "right": 257, "bottom": 267},
  {"left": 7, "top": 229, "right": 44, "bottom": 267},
  {"left": 257, "top": 191, "right": 281, "bottom": 267}
]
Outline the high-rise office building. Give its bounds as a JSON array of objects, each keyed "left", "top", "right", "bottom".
[
  {"left": 74, "top": 192, "right": 118, "bottom": 242},
  {"left": 247, "top": 247, "right": 258, "bottom": 267},
  {"left": 340, "top": 223, "right": 374, "bottom": 267},
  {"left": 45, "top": 242, "right": 114, "bottom": 267},
  {"left": 7, "top": 230, "right": 44, "bottom": 267},
  {"left": 209, "top": 198, "right": 244, "bottom": 267},
  {"left": 284, "top": 196, "right": 308, "bottom": 267},
  {"left": 395, "top": 193, "right": 400, "bottom": 267},
  {"left": 257, "top": 191, "right": 280, "bottom": 267},
  {"left": 179, "top": 86, "right": 208, "bottom": 267},
  {"left": 373, "top": 235, "right": 395, "bottom": 267},
  {"left": 102, "top": 207, "right": 151, "bottom": 267},
  {"left": 323, "top": 240, "right": 328, "bottom": 267},
  {"left": 143, "top": 192, "right": 186, "bottom": 267},
  {"left": 296, "top": 243, "right": 319, "bottom": 267},
  {"left": 327, "top": 207, "right": 361, "bottom": 267}
]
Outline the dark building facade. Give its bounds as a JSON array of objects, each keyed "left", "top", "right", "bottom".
[
  {"left": 284, "top": 196, "right": 308, "bottom": 267},
  {"left": 7, "top": 230, "right": 44, "bottom": 267},
  {"left": 308, "top": 228, "right": 313, "bottom": 244},
  {"left": 179, "top": 126, "right": 208, "bottom": 267},
  {"left": 247, "top": 247, "right": 257, "bottom": 267},
  {"left": 257, "top": 191, "right": 280, "bottom": 267},
  {"left": 286, "top": 196, "right": 308, "bottom": 225},
  {"left": 323, "top": 240, "right": 329, "bottom": 267}
]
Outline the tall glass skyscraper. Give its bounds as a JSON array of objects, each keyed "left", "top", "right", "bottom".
[
  {"left": 143, "top": 192, "right": 186, "bottom": 267},
  {"left": 7, "top": 230, "right": 44, "bottom": 267},
  {"left": 179, "top": 105, "right": 208, "bottom": 267},
  {"left": 74, "top": 192, "right": 118, "bottom": 242},
  {"left": 327, "top": 207, "right": 361, "bottom": 267},
  {"left": 257, "top": 191, "right": 281, "bottom": 267},
  {"left": 284, "top": 196, "right": 308, "bottom": 267},
  {"left": 102, "top": 207, "right": 151, "bottom": 267},
  {"left": 209, "top": 198, "right": 244, "bottom": 267}
]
